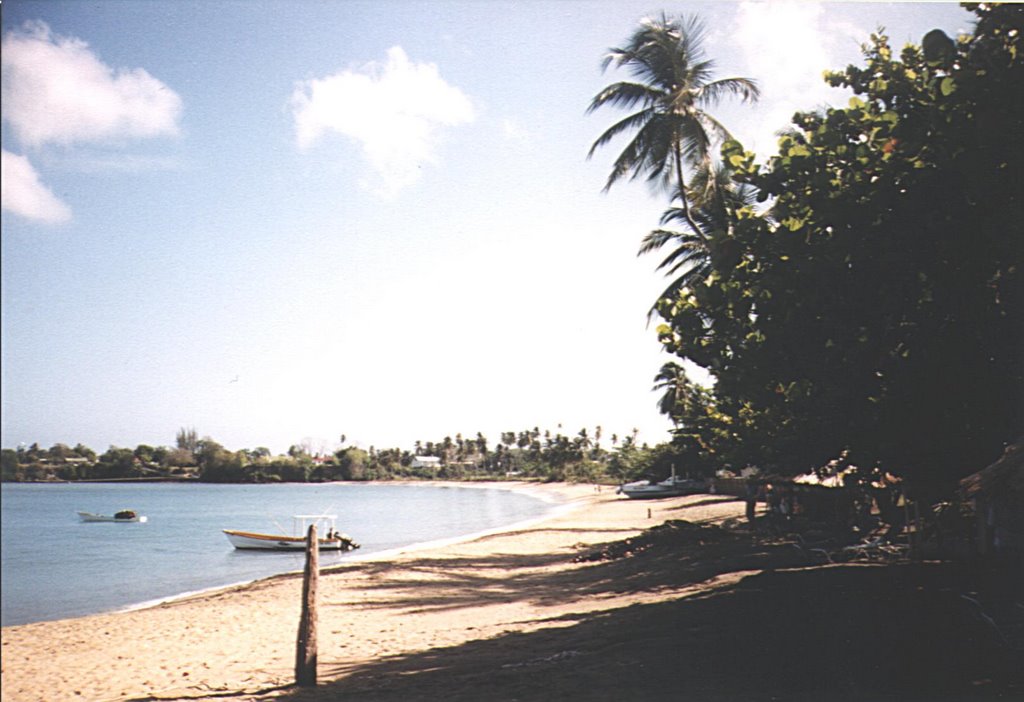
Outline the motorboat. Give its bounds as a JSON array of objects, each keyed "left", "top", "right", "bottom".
[
  {"left": 77, "top": 510, "right": 148, "bottom": 523},
  {"left": 618, "top": 468, "right": 706, "bottom": 500},
  {"left": 223, "top": 514, "right": 359, "bottom": 551}
]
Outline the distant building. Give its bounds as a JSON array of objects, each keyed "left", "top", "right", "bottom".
[{"left": 412, "top": 456, "right": 441, "bottom": 470}]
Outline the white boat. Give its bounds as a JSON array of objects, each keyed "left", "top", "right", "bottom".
[
  {"left": 77, "top": 510, "right": 148, "bottom": 523},
  {"left": 618, "top": 468, "right": 706, "bottom": 500},
  {"left": 223, "top": 514, "right": 359, "bottom": 551}
]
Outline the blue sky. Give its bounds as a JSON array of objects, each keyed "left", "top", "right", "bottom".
[{"left": 1, "top": 1, "right": 971, "bottom": 456}]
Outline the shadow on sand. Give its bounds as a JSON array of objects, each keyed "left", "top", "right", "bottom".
[{"left": 269, "top": 530, "right": 1021, "bottom": 702}]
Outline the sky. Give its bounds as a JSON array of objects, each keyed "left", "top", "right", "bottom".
[{"left": 1, "top": 0, "right": 972, "bottom": 456}]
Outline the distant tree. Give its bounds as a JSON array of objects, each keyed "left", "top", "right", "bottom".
[
  {"left": 517, "top": 431, "right": 531, "bottom": 450},
  {"left": 151, "top": 445, "right": 169, "bottom": 465},
  {"left": 196, "top": 438, "right": 244, "bottom": 482},
  {"left": 98, "top": 446, "right": 137, "bottom": 479},
  {"left": 21, "top": 443, "right": 42, "bottom": 463},
  {"left": 266, "top": 457, "right": 310, "bottom": 483},
  {"left": 72, "top": 443, "right": 97, "bottom": 461},
  {"left": 48, "top": 443, "right": 73, "bottom": 461},
  {"left": 163, "top": 448, "right": 196, "bottom": 468},
  {"left": 176, "top": 427, "right": 199, "bottom": 457},
  {"left": 1, "top": 449, "right": 20, "bottom": 481},
  {"left": 607, "top": 436, "right": 645, "bottom": 483}
]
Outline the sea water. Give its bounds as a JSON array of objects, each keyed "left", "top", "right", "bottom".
[{"left": 0, "top": 482, "right": 556, "bottom": 627}]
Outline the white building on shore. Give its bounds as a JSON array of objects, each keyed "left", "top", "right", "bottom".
[{"left": 411, "top": 456, "right": 442, "bottom": 470}]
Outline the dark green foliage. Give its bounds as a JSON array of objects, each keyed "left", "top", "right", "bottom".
[
  {"left": 1, "top": 449, "right": 19, "bottom": 481},
  {"left": 654, "top": 4, "right": 1023, "bottom": 492},
  {"left": 1, "top": 424, "right": 676, "bottom": 485}
]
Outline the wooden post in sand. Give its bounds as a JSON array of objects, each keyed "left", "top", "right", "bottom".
[{"left": 295, "top": 524, "right": 319, "bottom": 686}]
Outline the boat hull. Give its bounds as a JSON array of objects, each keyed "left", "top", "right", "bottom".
[
  {"left": 77, "top": 511, "right": 147, "bottom": 523},
  {"left": 223, "top": 529, "right": 358, "bottom": 551},
  {"left": 618, "top": 479, "right": 706, "bottom": 500}
]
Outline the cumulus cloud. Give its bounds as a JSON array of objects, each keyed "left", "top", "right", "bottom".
[
  {"left": 291, "top": 46, "right": 475, "bottom": 194},
  {"left": 733, "top": 1, "right": 863, "bottom": 157},
  {"left": 1, "top": 150, "right": 72, "bottom": 224},
  {"left": 1, "top": 20, "right": 182, "bottom": 147}
]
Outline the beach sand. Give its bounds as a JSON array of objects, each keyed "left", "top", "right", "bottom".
[{"left": 2, "top": 482, "right": 1019, "bottom": 702}]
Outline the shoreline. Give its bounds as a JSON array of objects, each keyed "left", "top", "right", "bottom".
[
  {"left": 2, "top": 482, "right": 737, "bottom": 701},
  {"left": 1, "top": 480, "right": 578, "bottom": 627},
  {"left": 4, "top": 485, "right": 1014, "bottom": 701},
  {"left": 113, "top": 481, "right": 589, "bottom": 619}
]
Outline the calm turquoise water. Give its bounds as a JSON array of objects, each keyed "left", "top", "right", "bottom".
[{"left": 0, "top": 482, "right": 555, "bottom": 627}]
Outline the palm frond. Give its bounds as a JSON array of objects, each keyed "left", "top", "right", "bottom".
[
  {"left": 638, "top": 228, "right": 677, "bottom": 256},
  {"left": 659, "top": 243, "right": 710, "bottom": 277},
  {"left": 658, "top": 203, "right": 714, "bottom": 235},
  {"left": 589, "top": 11, "right": 759, "bottom": 215},
  {"left": 640, "top": 212, "right": 713, "bottom": 290},
  {"left": 698, "top": 77, "right": 761, "bottom": 107},
  {"left": 587, "top": 81, "right": 662, "bottom": 114},
  {"left": 637, "top": 120, "right": 676, "bottom": 186},
  {"left": 653, "top": 361, "right": 690, "bottom": 415},
  {"left": 678, "top": 118, "right": 714, "bottom": 172},
  {"left": 587, "top": 110, "right": 652, "bottom": 159}
]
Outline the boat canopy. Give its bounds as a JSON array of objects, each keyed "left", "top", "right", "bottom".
[{"left": 291, "top": 515, "right": 338, "bottom": 533}]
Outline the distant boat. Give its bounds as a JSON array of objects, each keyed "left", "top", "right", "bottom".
[
  {"left": 223, "top": 514, "right": 359, "bottom": 551},
  {"left": 617, "top": 467, "right": 706, "bottom": 500},
  {"left": 77, "top": 510, "right": 148, "bottom": 523}
]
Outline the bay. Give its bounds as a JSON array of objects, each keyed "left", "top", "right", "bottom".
[{"left": 0, "top": 482, "right": 555, "bottom": 627}]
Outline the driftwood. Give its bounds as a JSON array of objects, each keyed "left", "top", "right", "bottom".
[{"left": 295, "top": 524, "right": 319, "bottom": 686}]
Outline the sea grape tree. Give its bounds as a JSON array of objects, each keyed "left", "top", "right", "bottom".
[{"left": 655, "top": 3, "right": 1022, "bottom": 491}]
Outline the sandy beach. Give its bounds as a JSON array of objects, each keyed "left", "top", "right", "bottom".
[{"left": 2, "top": 482, "right": 1019, "bottom": 702}]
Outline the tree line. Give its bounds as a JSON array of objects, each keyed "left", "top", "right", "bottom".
[{"left": 1, "top": 425, "right": 687, "bottom": 485}]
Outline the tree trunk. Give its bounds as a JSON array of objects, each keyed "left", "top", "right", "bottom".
[{"left": 674, "top": 143, "right": 706, "bottom": 244}]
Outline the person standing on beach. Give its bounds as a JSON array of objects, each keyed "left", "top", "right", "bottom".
[{"left": 746, "top": 478, "right": 759, "bottom": 523}]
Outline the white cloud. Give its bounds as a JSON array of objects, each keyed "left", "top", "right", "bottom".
[
  {"left": 1, "top": 20, "right": 182, "bottom": 147},
  {"left": 291, "top": 46, "right": 475, "bottom": 195},
  {"left": 733, "top": 1, "right": 863, "bottom": 157},
  {"left": 1, "top": 150, "right": 72, "bottom": 224}
]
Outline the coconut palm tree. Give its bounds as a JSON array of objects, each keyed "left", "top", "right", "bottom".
[
  {"left": 640, "top": 165, "right": 759, "bottom": 316},
  {"left": 653, "top": 361, "right": 689, "bottom": 421},
  {"left": 588, "top": 13, "right": 759, "bottom": 241}
]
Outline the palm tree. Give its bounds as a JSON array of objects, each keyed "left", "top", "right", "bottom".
[
  {"left": 654, "top": 361, "right": 689, "bottom": 421},
  {"left": 640, "top": 165, "right": 759, "bottom": 316},
  {"left": 588, "top": 13, "right": 759, "bottom": 241}
]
